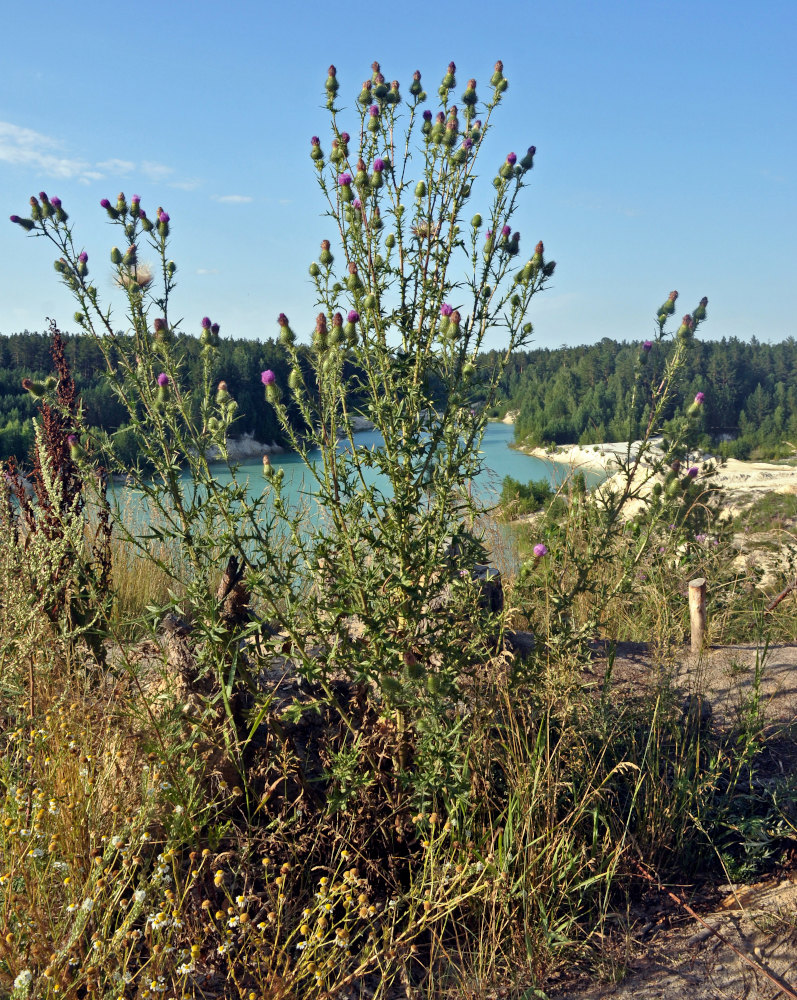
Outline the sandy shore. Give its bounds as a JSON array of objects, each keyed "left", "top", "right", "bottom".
[{"left": 521, "top": 440, "right": 797, "bottom": 499}]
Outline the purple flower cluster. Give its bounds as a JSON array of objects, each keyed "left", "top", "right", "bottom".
[
  {"left": 440, "top": 303, "right": 453, "bottom": 317},
  {"left": 261, "top": 369, "right": 276, "bottom": 386},
  {"left": 694, "top": 392, "right": 705, "bottom": 405},
  {"left": 533, "top": 543, "right": 548, "bottom": 558},
  {"left": 157, "top": 373, "right": 169, "bottom": 388}
]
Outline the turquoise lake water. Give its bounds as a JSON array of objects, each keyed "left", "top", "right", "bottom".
[{"left": 190, "top": 421, "right": 602, "bottom": 510}]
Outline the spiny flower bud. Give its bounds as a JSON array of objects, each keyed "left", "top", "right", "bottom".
[
  {"left": 421, "top": 109, "right": 432, "bottom": 135},
  {"left": 358, "top": 80, "right": 372, "bottom": 105},
  {"left": 310, "top": 136, "right": 324, "bottom": 162},
  {"left": 325, "top": 65, "right": 339, "bottom": 94},
  {"left": 491, "top": 60, "right": 504, "bottom": 87},
  {"left": 319, "top": 239, "right": 334, "bottom": 266},
  {"left": 100, "top": 197, "right": 119, "bottom": 219},
  {"left": 116, "top": 192, "right": 127, "bottom": 215},
  {"left": 373, "top": 73, "right": 388, "bottom": 100},
  {"left": 130, "top": 194, "right": 140, "bottom": 217},
  {"left": 29, "top": 196, "right": 42, "bottom": 221},
  {"left": 76, "top": 251, "right": 89, "bottom": 277},
  {"left": 387, "top": 80, "right": 400, "bottom": 104},
  {"left": 676, "top": 314, "right": 695, "bottom": 340},
  {"left": 442, "top": 61, "right": 456, "bottom": 90},
  {"left": 260, "top": 369, "right": 276, "bottom": 386},
  {"left": 414, "top": 180, "right": 427, "bottom": 199},
  {"left": 123, "top": 245, "right": 137, "bottom": 267},
  {"left": 110, "top": 247, "right": 123, "bottom": 265},
  {"left": 10, "top": 215, "right": 35, "bottom": 231},
  {"left": 695, "top": 392, "right": 705, "bottom": 405},
  {"left": 657, "top": 290, "right": 678, "bottom": 318},
  {"left": 67, "top": 434, "right": 86, "bottom": 462},
  {"left": 140, "top": 210, "right": 153, "bottom": 232},
  {"left": 410, "top": 69, "right": 422, "bottom": 96},
  {"left": 499, "top": 153, "right": 517, "bottom": 179},
  {"left": 692, "top": 296, "right": 708, "bottom": 323},
  {"left": 346, "top": 263, "right": 363, "bottom": 292},
  {"left": 462, "top": 79, "right": 477, "bottom": 106},
  {"left": 520, "top": 145, "right": 536, "bottom": 171},
  {"left": 39, "top": 192, "right": 53, "bottom": 218},
  {"left": 50, "top": 196, "right": 68, "bottom": 222},
  {"left": 367, "top": 104, "right": 380, "bottom": 132},
  {"left": 157, "top": 209, "right": 170, "bottom": 237},
  {"left": 338, "top": 173, "right": 353, "bottom": 203}
]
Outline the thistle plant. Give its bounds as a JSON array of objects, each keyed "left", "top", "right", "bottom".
[
  {"left": 10, "top": 59, "right": 554, "bottom": 810},
  {"left": 265, "top": 59, "right": 554, "bottom": 717},
  {"left": 515, "top": 291, "right": 716, "bottom": 654}
]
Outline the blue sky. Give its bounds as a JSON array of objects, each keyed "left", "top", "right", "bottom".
[{"left": 1, "top": 0, "right": 795, "bottom": 351}]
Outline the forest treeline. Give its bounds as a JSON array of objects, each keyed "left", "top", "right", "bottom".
[
  {"left": 2, "top": 329, "right": 796, "bottom": 464},
  {"left": 488, "top": 335, "right": 797, "bottom": 460}
]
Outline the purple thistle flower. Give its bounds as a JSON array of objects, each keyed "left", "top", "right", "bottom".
[
  {"left": 157, "top": 372, "right": 169, "bottom": 388},
  {"left": 51, "top": 196, "right": 61, "bottom": 207},
  {"left": 373, "top": 157, "right": 384, "bottom": 172},
  {"left": 643, "top": 340, "right": 653, "bottom": 351},
  {"left": 311, "top": 136, "right": 320, "bottom": 145},
  {"left": 340, "top": 131, "right": 350, "bottom": 144},
  {"left": 9, "top": 215, "right": 20, "bottom": 223},
  {"left": 201, "top": 317, "right": 211, "bottom": 329},
  {"left": 261, "top": 369, "right": 276, "bottom": 386},
  {"left": 485, "top": 230, "right": 493, "bottom": 240},
  {"left": 423, "top": 110, "right": 432, "bottom": 122},
  {"left": 158, "top": 210, "right": 170, "bottom": 223},
  {"left": 506, "top": 152, "right": 517, "bottom": 165},
  {"left": 353, "top": 198, "right": 361, "bottom": 210},
  {"left": 694, "top": 392, "right": 705, "bottom": 405},
  {"left": 100, "top": 199, "right": 111, "bottom": 209},
  {"left": 131, "top": 194, "right": 140, "bottom": 203},
  {"left": 462, "top": 137, "right": 473, "bottom": 149},
  {"left": 440, "top": 303, "right": 453, "bottom": 317},
  {"left": 501, "top": 225, "right": 511, "bottom": 237},
  {"left": 277, "top": 313, "right": 289, "bottom": 326},
  {"left": 687, "top": 467, "right": 699, "bottom": 478},
  {"left": 533, "top": 543, "right": 548, "bottom": 558},
  {"left": 78, "top": 251, "right": 88, "bottom": 263},
  {"left": 211, "top": 322, "right": 220, "bottom": 336},
  {"left": 153, "top": 318, "right": 166, "bottom": 332},
  {"left": 369, "top": 104, "right": 380, "bottom": 117},
  {"left": 347, "top": 310, "right": 360, "bottom": 323},
  {"left": 338, "top": 172, "right": 352, "bottom": 187},
  {"left": 67, "top": 434, "right": 78, "bottom": 446}
]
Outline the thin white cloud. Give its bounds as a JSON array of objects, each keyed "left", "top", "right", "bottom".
[
  {"left": 141, "top": 160, "right": 174, "bottom": 182},
  {"left": 196, "top": 267, "right": 219, "bottom": 275},
  {"left": 96, "top": 157, "right": 135, "bottom": 174},
  {"left": 213, "top": 194, "right": 253, "bottom": 204},
  {"left": 1, "top": 121, "right": 197, "bottom": 190},
  {"left": 0, "top": 121, "right": 91, "bottom": 179}
]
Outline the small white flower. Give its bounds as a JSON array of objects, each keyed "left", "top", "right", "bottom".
[
  {"left": 13, "top": 969, "right": 32, "bottom": 990},
  {"left": 133, "top": 889, "right": 146, "bottom": 904},
  {"left": 81, "top": 897, "right": 94, "bottom": 911}
]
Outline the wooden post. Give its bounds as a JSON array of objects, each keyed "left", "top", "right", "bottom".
[{"left": 689, "top": 577, "right": 707, "bottom": 652}]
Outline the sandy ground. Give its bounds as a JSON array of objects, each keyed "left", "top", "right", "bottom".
[{"left": 522, "top": 440, "right": 797, "bottom": 506}]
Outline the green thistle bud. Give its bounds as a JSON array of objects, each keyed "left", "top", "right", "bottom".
[
  {"left": 140, "top": 214, "right": 153, "bottom": 232},
  {"left": 68, "top": 435, "right": 86, "bottom": 462},
  {"left": 167, "top": 260, "right": 177, "bottom": 275},
  {"left": 265, "top": 382, "right": 281, "bottom": 405},
  {"left": 262, "top": 454, "right": 273, "bottom": 478},
  {"left": 496, "top": 78, "right": 508, "bottom": 93},
  {"left": 490, "top": 61, "right": 504, "bottom": 87},
  {"left": 123, "top": 245, "right": 137, "bottom": 267},
  {"left": 692, "top": 296, "right": 708, "bottom": 323},
  {"left": 385, "top": 232, "right": 396, "bottom": 249},
  {"left": 409, "top": 70, "right": 422, "bottom": 97},
  {"left": 110, "top": 247, "right": 122, "bottom": 265},
  {"left": 116, "top": 193, "right": 127, "bottom": 215},
  {"left": 29, "top": 197, "right": 42, "bottom": 221},
  {"left": 542, "top": 260, "right": 556, "bottom": 278},
  {"left": 215, "top": 380, "right": 230, "bottom": 404},
  {"left": 288, "top": 368, "right": 303, "bottom": 391},
  {"left": 415, "top": 181, "right": 427, "bottom": 199},
  {"left": 462, "top": 361, "right": 475, "bottom": 378},
  {"left": 208, "top": 416, "right": 221, "bottom": 432},
  {"left": 319, "top": 240, "right": 334, "bottom": 266},
  {"left": 346, "top": 266, "right": 363, "bottom": 292},
  {"left": 200, "top": 328, "right": 212, "bottom": 347},
  {"left": 426, "top": 673, "right": 440, "bottom": 695},
  {"left": 53, "top": 258, "right": 66, "bottom": 273},
  {"left": 280, "top": 324, "right": 296, "bottom": 346},
  {"left": 363, "top": 293, "right": 376, "bottom": 309},
  {"left": 522, "top": 322, "right": 533, "bottom": 335},
  {"left": 344, "top": 322, "right": 358, "bottom": 345},
  {"left": 74, "top": 311, "right": 86, "bottom": 325},
  {"left": 380, "top": 675, "right": 403, "bottom": 698},
  {"left": 309, "top": 261, "right": 320, "bottom": 277},
  {"left": 226, "top": 399, "right": 238, "bottom": 418},
  {"left": 325, "top": 65, "right": 339, "bottom": 93},
  {"left": 462, "top": 79, "right": 477, "bottom": 106},
  {"left": 21, "top": 379, "right": 47, "bottom": 398}
]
